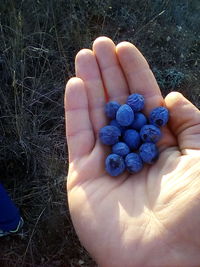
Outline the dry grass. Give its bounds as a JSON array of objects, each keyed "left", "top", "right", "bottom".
[{"left": 0, "top": 0, "right": 199, "bottom": 266}]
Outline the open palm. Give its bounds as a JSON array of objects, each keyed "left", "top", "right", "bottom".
[{"left": 65, "top": 37, "right": 200, "bottom": 267}]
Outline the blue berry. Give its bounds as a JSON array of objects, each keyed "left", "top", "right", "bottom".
[
  {"left": 112, "top": 142, "right": 130, "bottom": 157},
  {"left": 131, "top": 112, "right": 147, "bottom": 130},
  {"left": 139, "top": 143, "right": 158, "bottom": 164},
  {"left": 150, "top": 106, "right": 169, "bottom": 127},
  {"left": 123, "top": 129, "right": 141, "bottom": 150},
  {"left": 116, "top": 104, "right": 134, "bottom": 126},
  {"left": 140, "top": 124, "right": 161, "bottom": 143},
  {"left": 125, "top": 153, "right": 143, "bottom": 173},
  {"left": 99, "top": 125, "right": 121, "bottom": 145},
  {"left": 105, "top": 101, "right": 120, "bottom": 119},
  {"left": 127, "top": 93, "right": 144, "bottom": 112},
  {"left": 105, "top": 154, "right": 125, "bottom": 176},
  {"left": 110, "top": 119, "right": 126, "bottom": 135}
]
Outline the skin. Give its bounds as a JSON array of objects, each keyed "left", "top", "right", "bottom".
[{"left": 65, "top": 37, "right": 200, "bottom": 267}]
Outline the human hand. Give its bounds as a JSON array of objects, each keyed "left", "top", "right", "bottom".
[{"left": 65, "top": 37, "right": 200, "bottom": 267}]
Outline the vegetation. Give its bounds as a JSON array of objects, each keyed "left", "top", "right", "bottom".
[{"left": 0, "top": 0, "right": 199, "bottom": 265}]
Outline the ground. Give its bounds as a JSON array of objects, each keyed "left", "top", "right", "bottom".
[{"left": 0, "top": 0, "right": 199, "bottom": 266}]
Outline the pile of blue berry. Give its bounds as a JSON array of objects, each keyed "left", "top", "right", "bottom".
[{"left": 99, "top": 93, "right": 169, "bottom": 176}]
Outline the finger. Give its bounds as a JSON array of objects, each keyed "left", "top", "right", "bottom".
[
  {"left": 92, "top": 36, "right": 129, "bottom": 103},
  {"left": 116, "top": 42, "right": 163, "bottom": 113},
  {"left": 75, "top": 49, "right": 106, "bottom": 134},
  {"left": 65, "top": 77, "right": 95, "bottom": 162},
  {"left": 165, "top": 92, "right": 200, "bottom": 153}
]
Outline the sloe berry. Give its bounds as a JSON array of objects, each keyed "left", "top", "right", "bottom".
[
  {"left": 105, "top": 154, "right": 125, "bottom": 176},
  {"left": 127, "top": 93, "right": 144, "bottom": 112},
  {"left": 131, "top": 112, "right": 147, "bottom": 130},
  {"left": 112, "top": 142, "right": 130, "bottom": 157},
  {"left": 150, "top": 106, "right": 169, "bottom": 127},
  {"left": 99, "top": 125, "right": 121, "bottom": 145},
  {"left": 140, "top": 124, "right": 161, "bottom": 143},
  {"left": 125, "top": 153, "right": 143, "bottom": 173},
  {"left": 123, "top": 129, "right": 141, "bottom": 150},
  {"left": 139, "top": 142, "right": 158, "bottom": 164},
  {"left": 105, "top": 101, "right": 120, "bottom": 119},
  {"left": 116, "top": 104, "right": 134, "bottom": 126}
]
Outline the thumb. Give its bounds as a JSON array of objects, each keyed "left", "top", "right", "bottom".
[{"left": 165, "top": 92, "right": 200, "bottom": 153}]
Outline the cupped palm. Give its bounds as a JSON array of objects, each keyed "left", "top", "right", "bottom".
[{"left": 65, "top": 37, "right": 200, "bottom": 266}]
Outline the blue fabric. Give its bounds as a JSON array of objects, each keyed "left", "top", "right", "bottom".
[{"left": 0, "top": 183, "right": 20, "bottom": 231}]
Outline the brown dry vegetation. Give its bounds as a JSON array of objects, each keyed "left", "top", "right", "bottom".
[{"left": 0, "top": 0, "right": 199, "bottom": 266}]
